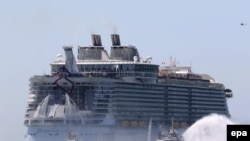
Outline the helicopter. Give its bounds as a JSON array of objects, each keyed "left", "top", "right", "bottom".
[{"left": 240, "top": 23, "right": 247, "bottom": 26}]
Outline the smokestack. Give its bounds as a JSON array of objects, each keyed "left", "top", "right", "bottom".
[
  {"left": 91, "top": 34, "right": 102, "bottom": 46},
  {"left": 111, "top": 34, "right": 121, "bottom": 46}
]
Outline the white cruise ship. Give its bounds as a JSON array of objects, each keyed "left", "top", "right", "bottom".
[{"left": 24, "top": 34, "right": 233, "bottom": 141}]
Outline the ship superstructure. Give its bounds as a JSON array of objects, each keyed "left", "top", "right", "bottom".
[{"left": 24, "top": 34, "right": 232, "bottom": 141}]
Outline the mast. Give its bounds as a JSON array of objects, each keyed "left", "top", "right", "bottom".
[
  {"left": 147, "top": 118, "right": 152, "bottom": 141},
  {"left": 172, "top": 117, "right": 174, "bottom": 129}
]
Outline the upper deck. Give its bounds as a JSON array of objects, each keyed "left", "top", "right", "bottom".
[{"left": 50, "top": 34, "right": 159, "bottom": 81}]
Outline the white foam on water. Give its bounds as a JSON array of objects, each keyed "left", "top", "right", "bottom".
[{"left": 183, "top": 113, "right": 234, "bottom": 141}]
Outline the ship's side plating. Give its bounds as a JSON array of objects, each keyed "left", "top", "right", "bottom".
[{"left": 24, "top": 34, "right": 232, "bottom": 141}]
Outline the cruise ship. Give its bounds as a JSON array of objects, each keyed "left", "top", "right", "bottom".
[{"left": 24, "top": 34, "right": 233, "bottom": 141}]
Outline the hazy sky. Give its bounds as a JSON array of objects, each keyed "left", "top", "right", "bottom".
[{"left": 0, "top": 0, "right": 249, "bottom": 140}]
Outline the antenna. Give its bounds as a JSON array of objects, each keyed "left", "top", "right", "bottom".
[
  {"left": 169, "top": 56, "right": 173, "bottom": 66},
  {"left": 171, "top": 117, "right": 174, "bottom": 129},
  {"left": 147, "top": 118, "right": 152, "bottom": 141}
]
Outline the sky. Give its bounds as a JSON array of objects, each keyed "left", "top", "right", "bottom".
[{"left": 0, "top": 0, "right": 250, "bottom": 140}]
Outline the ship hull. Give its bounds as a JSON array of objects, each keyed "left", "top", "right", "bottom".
[{"left": 25, "top": 125, "right": 158, "bottom": 141}]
